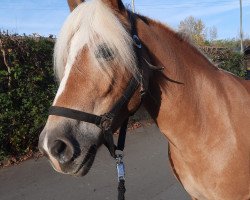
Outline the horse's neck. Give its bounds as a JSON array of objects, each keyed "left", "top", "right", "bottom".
[{"left": 138, "top": 18, "right": 225, "bottom": 149}]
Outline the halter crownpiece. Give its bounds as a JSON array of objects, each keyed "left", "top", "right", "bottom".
[{"left": 133, "top": 35, "right": 142, "bottom": 49}]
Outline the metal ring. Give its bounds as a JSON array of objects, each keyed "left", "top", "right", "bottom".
[
  {"left": 100, "top": 114, "right": 113, "bottom": 131},
  {"left": 133, "top": 35, "right": 142, "bottom": 49},
  {"left": 115, "top": 150, "right": 124, "bottom": 158}
]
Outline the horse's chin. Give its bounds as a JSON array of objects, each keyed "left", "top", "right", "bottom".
[
  {"left": 73, "top": 157, "right": 95, "bottom": 177},
  {"left": 72, "top": 145, "right": 97, "bottom": 177}
]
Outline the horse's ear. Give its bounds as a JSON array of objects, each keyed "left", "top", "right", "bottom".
[
  {"left": 67, "top": 0, "right": 85, "bottom": 12},
  {"left": 102, "top": 0, "right": 125, "bottom": 11}
]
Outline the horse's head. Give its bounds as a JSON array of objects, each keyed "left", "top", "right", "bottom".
[{"left": 38, "top": 0, "right": 143, "bottom": 176}]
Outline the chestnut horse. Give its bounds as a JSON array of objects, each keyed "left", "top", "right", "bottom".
[{"left": 38, "top": 0, "right": 250, "bottom": 199}]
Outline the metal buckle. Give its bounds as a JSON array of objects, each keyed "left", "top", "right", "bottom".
[
  {"left": 116, "top": 152, "right": 125, "bottom": 181},
  {"left": 133, "top": 35, "right": 142, "bottom": 49},
  {"left": 100, "top": 113, "right": 113, "bottom": 131}
]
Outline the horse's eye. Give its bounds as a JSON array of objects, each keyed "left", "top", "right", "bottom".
[{"left": 95, "top": 43, "right": 114, "bottom": 61}]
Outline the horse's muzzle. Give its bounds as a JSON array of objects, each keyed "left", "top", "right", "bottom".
[
  {"left": 38, "top": 126, "right": 82, "bottom": 172},
  {"left": 38, "top": 124, "right": 100, "bottom": 176}
]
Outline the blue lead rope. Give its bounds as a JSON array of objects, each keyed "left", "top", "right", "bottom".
[
  {"left": 116, "top": 154, "right": 125, "bottom": 181},
  {"left": 115, "top": 118, "right": 128, "bottom": 200},
  {"left": 116, "top": 154, "right": 126, "bottom": 200}
]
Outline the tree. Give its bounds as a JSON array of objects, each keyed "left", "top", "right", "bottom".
[
  {"left": 178, "top": 16, "right": 206, "bottom": 46},
  {"left": 209, "top": 26, "right": 218, "bottom": 42}
]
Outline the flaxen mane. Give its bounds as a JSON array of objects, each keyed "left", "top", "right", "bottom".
[{"left": 54, "top": 0, "right": 137, "bottom": 82}]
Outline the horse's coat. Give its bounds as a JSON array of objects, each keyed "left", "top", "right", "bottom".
[{"left": 39, "top": 0, "right": 250, "bottom": 199}]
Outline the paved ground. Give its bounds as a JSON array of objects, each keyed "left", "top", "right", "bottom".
[{"left": 0, "top": 125, "right": 190, "bottom": 200}]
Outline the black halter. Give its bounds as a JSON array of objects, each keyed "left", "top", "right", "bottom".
[
  {"left": 49, "top": 11, "right": 144, "bottom": 158},
  {"left": 49, "top": 11, "right": 145, "bottom": 200},
  {"left": 49, "top": 73, "right": 141, "bottom": 157}
]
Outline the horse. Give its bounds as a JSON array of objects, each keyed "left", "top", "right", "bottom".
[{"left": 38, "top": 0, "right": 250, "bottom": 199}]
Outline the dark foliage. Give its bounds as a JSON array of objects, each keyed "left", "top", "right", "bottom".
[
  {"left": 0, "top": 33, "right": 57, "bottom": 161},
  {"left": 216, "top": 52, "right": 245, "bottom": 77},
  {"left": 200, "top": 46, "right": 246, "bottom": 77}
]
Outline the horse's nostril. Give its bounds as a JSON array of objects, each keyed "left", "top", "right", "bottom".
[
  {"left": 53, "top": 140, "right": 66, "bottom": 155},
  {"left": 50, "top": 140, "right": 73, "bottom": 164}
]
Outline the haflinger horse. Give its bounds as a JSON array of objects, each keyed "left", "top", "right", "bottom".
[{"left": 38, "top": 0, "right": 250, "bottom": 199}]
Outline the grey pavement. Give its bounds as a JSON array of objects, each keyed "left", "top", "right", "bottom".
[{"left": 0, "top": 124, "right": 190, "bottom": 200}]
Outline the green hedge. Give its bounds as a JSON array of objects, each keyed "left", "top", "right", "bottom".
[
  {"left": 0, "top": 33, "right": 246, "bottom": 162},
  {"left": 0, "top": 33, "right": 57, "bottom": 161},
  {"left": 200, "top": 47, "right": 246, "bottom": 77},
  {"left": 218, "top": 52, "right": 246, "bottom": 77}
]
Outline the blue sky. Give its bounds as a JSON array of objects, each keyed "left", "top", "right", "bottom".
[{"left": 0, "top": 0, "right": 249, "bottom": 39}]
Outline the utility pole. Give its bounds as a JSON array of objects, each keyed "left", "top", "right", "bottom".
[
  {"left": 239, "top": 0, "right": 243, "bottom": 54},
  {"left": 132, "top": 0, "right": 135, "bottom": 13}
]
